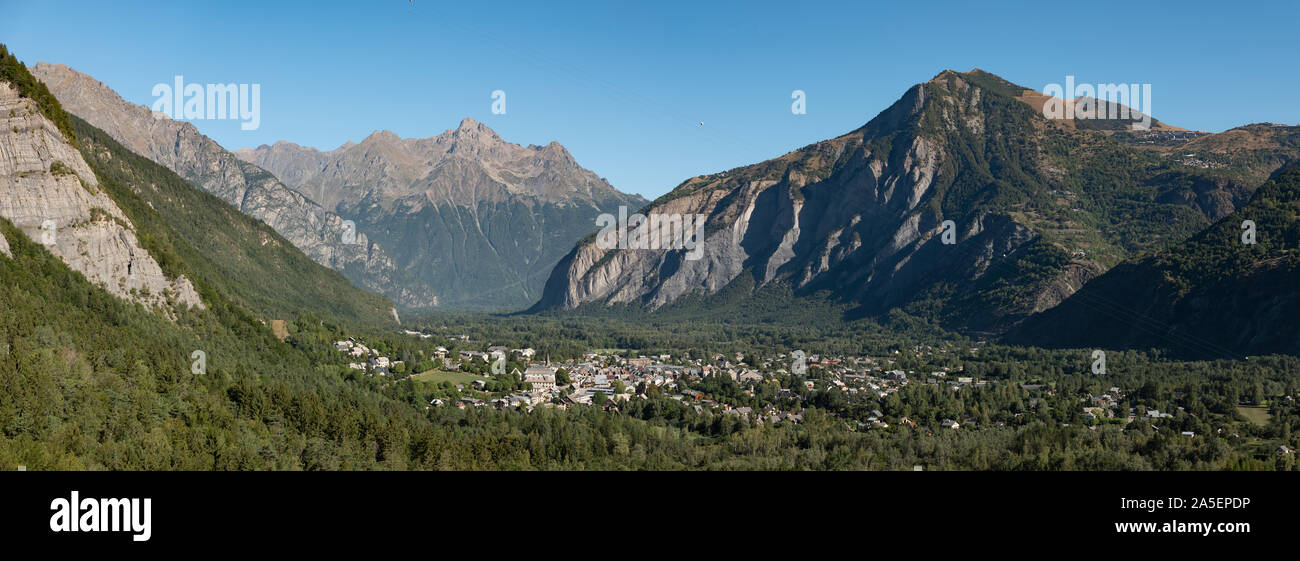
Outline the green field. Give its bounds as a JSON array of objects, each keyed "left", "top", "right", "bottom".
[
  {"left": 1237, "top": 406, "right": 1271, "bottom": 427},
  {"left": 411, "top": 370, "right": 486, "bottom": 387}
]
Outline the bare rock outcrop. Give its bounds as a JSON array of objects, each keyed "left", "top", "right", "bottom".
[{"left": 0, "top": 82, "right": 202, "bottom": 312}]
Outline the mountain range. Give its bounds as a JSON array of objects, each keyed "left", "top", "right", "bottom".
[{"left": 235, "top": 120, "right": 646, "bottom": 308}]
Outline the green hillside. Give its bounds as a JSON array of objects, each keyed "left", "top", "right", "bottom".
[
  {"left": 0, "top": 211, "right": 440, "bottom": 468},
  {"left": 1008, "top": 165, "right": 1300, "bottom": 358}
]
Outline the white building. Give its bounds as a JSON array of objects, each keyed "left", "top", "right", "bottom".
[{"left": 523, "top": 366, "right": 557, "bottom": 392}]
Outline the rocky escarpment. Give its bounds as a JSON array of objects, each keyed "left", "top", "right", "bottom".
[
  {"left": 30, "top": 63, "right": 437, "bottom": 308},
  {"left": 533, "top": 70, "right": 1254, "bottom": 333},
  {"left": 0, "top": 81, "right": 202, "bottom": 312},
  {"left": 236, "top": 119, "right": 647, "bottom": 309}
]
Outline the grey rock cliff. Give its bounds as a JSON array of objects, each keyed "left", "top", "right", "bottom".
[{"left": 0, "top": 82, "right": 203, "bottom": 313}]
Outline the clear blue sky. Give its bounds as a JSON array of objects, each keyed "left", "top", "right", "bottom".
[{"left": 3, "top": 0, "right": 1297, "bottom": 199}]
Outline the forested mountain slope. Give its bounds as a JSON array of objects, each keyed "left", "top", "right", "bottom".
[{"left": 1008, "top": 164, "right": 1300, "bottom": 358}]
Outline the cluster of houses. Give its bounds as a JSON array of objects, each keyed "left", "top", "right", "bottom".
[
  {"left": 426, "top": 347, "right": 945, "bottom": 423},
  {"left": 332, "top": 330, "right": 1300, "bottom": 456},
  {"left": 1082, "top": 387, "right": 1127, "bottom": 421},
  {"left": 452, "top": 345, "right": 536, "bottom": 364},
  {"left": 438, "top": 364, "right": 619, "bottom": 412},
  {"left": 333, "top": 338, "right": 403, "bottom": 376},
  {"left": 381, "top": 333, "right": 1213, "bottom": 434},
  {"left": 1076, "top": 387, "right": 1185, "bottom": 427},
  {"left": 349, "top": 331, "right": 1105, "bottom": 433},
  {"left": 1175, "top": 152, "right": 1226, "bottom": 170},
  {"left": 1116, "top": 129, "right": 1210, "bottom": 148},
  {"left": 412, "top": 343, "right": 998, "bottom": 428}
]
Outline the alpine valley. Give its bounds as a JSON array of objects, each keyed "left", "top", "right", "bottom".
[{"left": 3, "top": 35, "right": 1300, "bottom": 476}]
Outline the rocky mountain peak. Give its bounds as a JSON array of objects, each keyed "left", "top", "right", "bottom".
[
  {"left": 442, "top": 117, "right": 504, "bottom": 149},
  {"left": 361, "top": 129, "right": 402, "bottom": 145},
  {"left": 536, "top": 140, "right": 575, "bottom": 163},
  {"left": 274, "top": 139, "right": 314, "bottom": 151}
]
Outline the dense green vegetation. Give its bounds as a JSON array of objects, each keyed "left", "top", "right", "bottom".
[
  {"left": 1011, "top": 165, "right": 1300, "bottom": 358},
  {"left": 0, "top": 216, "right": 429, "bottom": 469},
  {"left": 0, "top": 58, "right": 420, "bottom": 470}
]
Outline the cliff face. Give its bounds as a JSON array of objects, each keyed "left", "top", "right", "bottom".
[
  {"left": 235, "top": 119, "right": 647, "bottom": 309},
  {"left": 534, "top": 97, "right": 960, "bottom": 313},
  {"left": 29, "top": 63, "right": 437, "bottom": 308},
  {"left": 0, "top": 82, "right": 202, "bottom": 313},
  {"left": 532, "top": 70, "right": 1254, "bottom": 333}
]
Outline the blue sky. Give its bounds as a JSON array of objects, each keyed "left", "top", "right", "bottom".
[{"left": 3, "top": 0, "right": 1297, "bottom": 199}]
